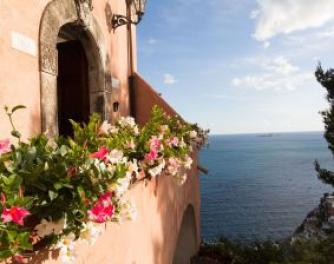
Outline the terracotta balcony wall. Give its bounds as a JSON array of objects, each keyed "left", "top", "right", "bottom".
[{"left": 131, "top": 73, "right": 180, "bottom": 127}]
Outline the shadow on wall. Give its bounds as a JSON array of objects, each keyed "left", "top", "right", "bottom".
[
  {"left": 173, "top": 205, "right": 198, "bottom": 264},
  {"left": 150, "top": 160, "right": 200, "bottom": 264}
]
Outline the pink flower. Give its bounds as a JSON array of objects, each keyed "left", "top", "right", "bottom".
[
  {"left": 90, "top": 146, "right": 109, "bottom": 161},
  {"left": 67, "top": 166, "right": 78, "bottom": 177},
  {"left": 98, "top": 192, "right": 112, "bottom": 205},
  {"left": 166, "top": 137, "right": 180, "bottom": 147},
  {"left": 1, "top": 206, "right": 30, "bottom": 226},
  {"left": 13, "top": 255, "right": 25, "bottom": 263},
  {"left": 145, "top": 150, "right": 158, "bottom": 161},
  {"left": 169, "top": 137, "right": 179, "bottom": 147},
  {"left": 88, "top": 203, "right": 113, "bottom": 223},
  {"left": 88, "top": 192, "right": 114, "bottom": 223},
  {"left": 167, "top": 157, "right": 181, "bottom": 176},
  {"left": 149, "top": 137, "right": 161, "bottom": 151},
  {"left": 0, "top": 139, "right": 11, "bottom": 154}
]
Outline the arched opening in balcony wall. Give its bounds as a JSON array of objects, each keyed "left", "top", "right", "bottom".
[
  {"left": 39, "top": 0, "right": 111, "bottom": 136},
  {"left": 173, "top": 204, "right": 198, "bottom": 264}
]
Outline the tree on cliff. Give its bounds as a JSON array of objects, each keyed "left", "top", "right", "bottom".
[{"left": 315, "top": 65, "right": 334, "bottom": 187}]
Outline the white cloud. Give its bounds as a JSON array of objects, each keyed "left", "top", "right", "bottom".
[
  {"left": 263, "top": 41, "right": 270, "bottom": 49},
  {"left": 205, "top": 94, "right": 249, "bottom": 101},
  {"left": 231, "top": 56, "right": 313, "bottom": 91},
  {"left": 163, "top": 73, "right": 178, "bottom": 85},
  {"left": 317, "top": 26, "right": 334, "bottom": 38},
  {"left": 147, "top": 38, "right": 157, "bottom": 45},
  {"left": 265, "top": 56, "right": 299, "bottom": 75},
  {"left": 252, "top": 0, "right": 334, "bottom": 41},
  {"left": 238, "top": 56, "right": 299, "bottom": 74}
]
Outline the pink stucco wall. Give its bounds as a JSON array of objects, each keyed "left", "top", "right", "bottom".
[
  {"left": 0, "top": 0, "right": 132, "bottom": 139},
  {"left": 0, "top": 1, "right": 201, "bottom": 263},
  {"left": 27, "top": 154, "right": 200, "bottom": 264}
]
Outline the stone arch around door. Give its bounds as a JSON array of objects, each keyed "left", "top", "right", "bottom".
[{"left": 39, "top": 0, "right": 111, "bottom": 136}]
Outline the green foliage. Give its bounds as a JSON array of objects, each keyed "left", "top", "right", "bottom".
[
  {"left": 193, "top": 236, "right": 334, "bottom": 264},
  {"left": 315, "top": 65, "right": 334, "bottom": 187},
  {"left": 0, "top": 105, "right": 207, "bottom": 261},
  {"left": 4, "top": 105, "right": 26, "bottom": 143}
]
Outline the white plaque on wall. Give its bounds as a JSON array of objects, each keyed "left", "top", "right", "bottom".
[
  {"left": 11, "top": 31, "right": 37, "bottom": 57},
  {"left": 112, "top": 77, "right": 120, "bottom": 89}
]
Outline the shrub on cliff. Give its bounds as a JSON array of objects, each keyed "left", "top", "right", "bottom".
[{"left": 192, "top": 236, "right": 334, "bottom": 264}]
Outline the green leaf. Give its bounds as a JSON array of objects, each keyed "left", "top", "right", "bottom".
[
  {"left": 48, "top": 190, "right": 58, "bottom": 201},
  {"left": 77, "top": 186, "right": 85, "bottom": 201},
  {"left": 11, "top": 105, "right": 26, "bottom": 113},
  {"left": 0, "top": 249, "right": 13, "bottom": 259},
  {"left": 7, "top": 230, "right": 17, "bottom": 242},
  {"left": 60, "top": 145, "right": 68, "bottom": 157},
  {"left": 54, "top": 182, "right": 63, "bottom": 190},
  {"left": 2, "top": 174, "right": 18, "bottom": 187},
  {"left": 18, "top": 232, "right": 32, "bottom": 250}
]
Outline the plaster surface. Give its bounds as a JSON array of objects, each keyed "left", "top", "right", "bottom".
[{"left": 0, "top": 1, "right": 201, "bottom": 263}]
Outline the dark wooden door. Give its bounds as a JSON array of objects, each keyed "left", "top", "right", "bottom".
[{"left": 57, "top": 40, "right": 90, "bottom": 137}]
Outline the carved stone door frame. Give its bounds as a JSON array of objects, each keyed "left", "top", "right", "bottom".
[{"left": 39, "top": 0, "right": 111, "bottom": 136}]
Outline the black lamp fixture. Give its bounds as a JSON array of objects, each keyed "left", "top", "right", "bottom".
[{"left": 112, "top": 0, "right": 147, "bottom": 29}]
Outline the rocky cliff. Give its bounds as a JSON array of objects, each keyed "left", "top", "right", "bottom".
[{"left": 293, "top": 193, "right": 334, "bottom": 240}]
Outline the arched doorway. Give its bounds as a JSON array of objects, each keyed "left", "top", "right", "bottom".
[
  {"left": 39, "top": 0, "right": 111, "bottom": 136},
  {"left": 57, "top": 24, "right": 91, "bottom": 136},
  {"left": 173, "top": 205, "right": 198, "bottom": 264}
]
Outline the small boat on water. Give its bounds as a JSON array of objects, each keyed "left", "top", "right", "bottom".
[{"left": 258, "top": 133, "right": 274, "bottom": 137}]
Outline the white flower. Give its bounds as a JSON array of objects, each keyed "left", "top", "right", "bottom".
[
  {"left": 107, "top": 164, "right": 116, "bottom": 175},
  {"left": 109, "top": 126, "right": 119, "bottom": 134},
  {"left": 108, "top": 149, "right": 124, "bottom": 164},
  {"left": 56, "top": 233, "right": 76, "bottom": 264},
  {"left": 34, "top": 218, "right": 65, "bottom": 238},
  {"left": 117, "top": 200, "right": 137, "bottom": 223},
  {"left": 127, "top": 159, "right": 139, "bottom": 177},
  {"left": 179, "top": 139, "right": 187, "bottom": 148},
  {"left": 189, "top": 130, "right": 197, "bottom": 139},
  {"left": 99, "top": 121, "right": 119, "bottom": 135},
  {"left": 167, "top": 157, "right": 181, "bottom": 176},
  {"left": 173, "top": 173, "right": 187, "bottom": 185},
  {"left": 148, "top": 159, "right": 166, "bottom": 178},
  {"left": 115, "top": 176, "right": 131, "bottom": 197},
  {"left": 118, "top": 117, "right": 136, "bottom": 128},
  {"left": 79, "top": 222, "right": 103, "bottom": 245},
  {"left": 183, "top": 155, "right": 193, "bottom": 169},
  {"left": 99, "top": 121, "right": 112, "bottom": 135},
  {"left": 59, "top": 249, "right": 76, "bottom": 264},
  {"left": 160, "top": 125, "right": 169, "bottom": 134},
  {"left": 133, "top": 125, "right": 139, "bottom": 135},
  {"left": 56, "top": 233, "right": 76, "bottom": 249}
]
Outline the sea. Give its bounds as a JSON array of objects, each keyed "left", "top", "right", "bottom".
[{"left": 199, "top": 131, "right": 334, "bottom": 242}]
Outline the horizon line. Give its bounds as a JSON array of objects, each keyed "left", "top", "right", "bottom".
[{"left": 210, "top": 130, "right": 324, "bottom": 136}]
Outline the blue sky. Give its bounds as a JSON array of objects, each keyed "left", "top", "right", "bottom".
[{"left": 137, "top": 0, "right": 334, "bottom": 134}]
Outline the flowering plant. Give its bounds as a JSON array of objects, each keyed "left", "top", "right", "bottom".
[{"left": 0, "top": 105, "right": 207, "bottom": 263}]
